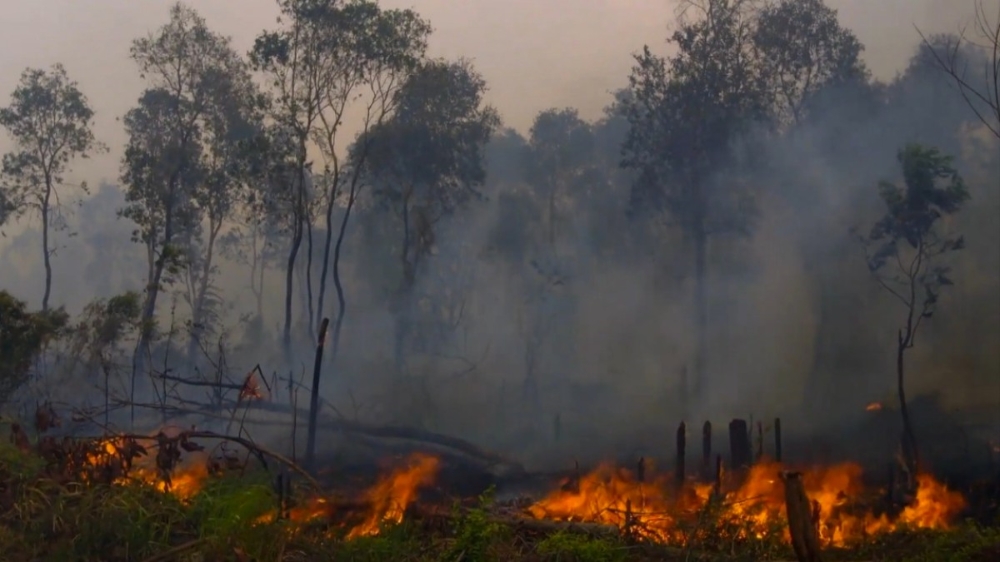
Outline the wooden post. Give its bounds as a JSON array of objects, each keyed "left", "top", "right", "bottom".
[
  {"left": 702, "top": 421, "right": 712, "bottom": 479},
  {"left": 304, "top": 317, "right": 331, "bottom": 470},
  {"left": 729, "top": 419, "right": 752, "bottom": 472},
  {"left": 675, "top": 422, "right": 686, "bottom": 491},
  {"left": 756, "top": 420, "right": 764, "bottom": 461},
  {"left": 637, "top": 457, "right": 646, "bottom": 483},
  {"left": 781, "top": 471, "right": 824, "bottom": 562},
  {"left": 774, "top": 417, "right": 783, "bottom": 463}
]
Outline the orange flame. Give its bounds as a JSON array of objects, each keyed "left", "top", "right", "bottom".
[
  {"left": 346, "top": 453, "right": 440, "bottom": 538},
  {"left": 866, "top": 402, "right": 883, "bottom": 412},
  {"left": 257, "top": 453, "right": 441, "bottom": 538},
  {"left": 85, "top": 434, "right": 208, "bottom": 500},
  {"left": 528, "top": 459, "right": 966, "bottom": 547}
]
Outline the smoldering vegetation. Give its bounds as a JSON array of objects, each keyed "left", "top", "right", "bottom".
[{"left": 0, "top": 0, "right": 997, "bottom": 474}]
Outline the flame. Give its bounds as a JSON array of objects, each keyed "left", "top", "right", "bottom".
[
  {"left": 256, "top": 453, "right": 441, "bottom": 539},
  {"left": 346, "top": 453, "right": 440, "bottom": 538},
  {"left": 84, "top": 434, "right": 208, "bottom": 500},
  {"left": 528, "top": 459, "right": 966, "bottom": 547},
  {"left": 527, "top": 461, "right": 679, "bottom": 542},
  {"left": 866, "top": 402, "right": 883, "bottom": 412}
]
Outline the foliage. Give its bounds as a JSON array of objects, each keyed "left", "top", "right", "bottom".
[
  {"left": 861, "top": 144, "right": 969, "bottom": 326},
  {"left": 362, "top": 57, "right": 501, "bottom": 282},
  {"left": 0, "top": 291, "right": 68, "bottom": 404},
  {"left": 754, "top": 0, "right": 869, "bottom": 126},
  {"left": 444, "top": 486, "right": 506, "bottom": 562},
  {"left": 0, "top": 63, "right": 104, "bottom": 310}
]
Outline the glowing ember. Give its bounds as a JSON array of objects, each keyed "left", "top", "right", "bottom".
[
  {"left": 866, "top": 402, "right": 883, "bottom": 412},
  {"left": 527, "top": 459, "right": 966, "bottom": 547}
]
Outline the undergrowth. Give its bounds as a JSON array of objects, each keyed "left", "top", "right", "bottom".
[{"left": 0, "top": 438, "right": 997, "bottom": 561}]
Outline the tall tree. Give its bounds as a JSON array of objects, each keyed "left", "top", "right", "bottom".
[
  {"left": 180, "top": 72, "right": 264, "bottom": 363},
  {"left": 250, "top": 0, "right": 430, "bottom": 353},
  {"left": 620, "top": 0, "right": 769, "bottom": 400},
  {"left": 359, "top": 58, "right": 499, "bottom": 384},
  {"left": 0, "top": 64, "right": 103, "bottom": 311},
  {"left": 753, "top": 0, "right": 869, "bottom": 127},
  {"left": 858, "top": 144, "right": 969, "bottom": 482},
  {"left": 119, "top": 3, "right": 253, "bottom": 415}
]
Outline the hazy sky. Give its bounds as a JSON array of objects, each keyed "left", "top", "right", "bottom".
[{"left": 0, "top": 0, "right": 975, "bottom": 185}]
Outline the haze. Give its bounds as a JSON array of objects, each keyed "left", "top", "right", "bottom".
[
  {"left": 0, "top": 0, "right": 975, "bottom": 182},
  {"left": 0, "top": 0, "right": 995, "bottom": 472}
]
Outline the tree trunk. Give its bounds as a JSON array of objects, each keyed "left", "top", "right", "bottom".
[
  {"left": 897, "top": 329, "right": 919, "bottom": 478},
  {"left": 317, "top": 173, "right": 339, "bottom": 336},
  {"left": 187, "top": 222, "right": 221, "bottom": 365},
  {"left": 304, "top": 213, "right": 315, "bottom": 339},
  {"left": 283, "top": 151, "right": 308, "bottom": 357},
  {"left": 41, "top": 183, "right": 53, "bottom": 311},
  {"left": 326, "top": 177, "right": 361, "bottom": 408}
]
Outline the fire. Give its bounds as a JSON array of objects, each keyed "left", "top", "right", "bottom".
[
  {"left": 527, "top": 459, "right": 967, "bottom": 547},
  {"left": 257, "top": 453, "right": 441, "bottom": 539},
  {"left": 84, "top": 433, "right": 209, "bottom": 500},
  {"left": 866, "top": 402, "right": 883, "bottom": 412},
  {"left": 527, "top": 462, "right": 679, "bottom": 542},
  {"left": 346, "top": 453, "right": 440, "bottom": 538}
]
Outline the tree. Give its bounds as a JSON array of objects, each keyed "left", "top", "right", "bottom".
[
  {"left": 359, "top": 58, "right": 500, "bottom": 383},
  {"left": 119, "top": 3, "right": 254, "bottom": 416},
  {"left": 0, "top": 290, "right": 68, "bottom": 405},
  {"left": 918, "top": 0, "right": 1000, "bottom": 140},
  {"left": 250, "top": 0, "right": 430, "bottom": 352},
  {"left": 753, "top": 0, "right": 869, "bottom": 127},
  {"left": 524, "top": 108, "right": 596, "bottom": 249},
  {"left": 0, "top": 64, "right": 103, "bottom": 311},
  {"left": 858, "top": 143, "right": 969, "bottom": 481},
  {"left": 620, "top": 0, "right": 769, "bottom": 401}
]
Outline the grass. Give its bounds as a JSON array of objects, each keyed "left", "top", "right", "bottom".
[{"left": 0, "top": 438, "right": 997, "bottom": 561}]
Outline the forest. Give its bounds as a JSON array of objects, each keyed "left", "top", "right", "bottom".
[{"left": 0, "top": 0, "right": 998, "bottom": 560}]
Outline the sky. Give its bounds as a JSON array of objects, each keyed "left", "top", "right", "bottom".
[{"left": 0, "top": 0, "right": 977, "bottom": 186}]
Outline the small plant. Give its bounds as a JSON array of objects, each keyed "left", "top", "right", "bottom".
[{"left": 445, "top": 485, "right": 506, "bottom": 562}]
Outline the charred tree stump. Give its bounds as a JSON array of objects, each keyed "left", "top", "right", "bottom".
[
  {"left": 781, "top": 471, "right": 824, "bottom": 562},
  {"left": 729, "top": 419, "right": 752, "bottom": 473},
  {"left": 702, "top": 421, "right": 712, "bottom": 479},
  {"left": 304, "top": 317, "right": 331, "bottom": 470},
  {"left": 775, "top": 417, "right": 783, "bottom": 462},
  {"left": 675, "top": 422, "right": 686, "bottom": 491}
]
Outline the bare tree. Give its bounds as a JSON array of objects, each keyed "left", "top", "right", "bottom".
[{"left": 917, "top": 0, "right": 1000, "bottom": 139}]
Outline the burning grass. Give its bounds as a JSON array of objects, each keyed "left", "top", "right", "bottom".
[{"left": 0, "top": 427, "right": 997, "bottom": 561}]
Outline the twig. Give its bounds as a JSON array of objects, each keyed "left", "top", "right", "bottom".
[{"left": 140, "top": 538, "right": 208, "bottom": 562}]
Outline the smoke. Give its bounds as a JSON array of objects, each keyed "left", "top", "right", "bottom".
[{"left": 0, "top": 3, "right": 997, "bottom": 474}]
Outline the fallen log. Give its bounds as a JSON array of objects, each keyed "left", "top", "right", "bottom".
[{"left": 108, "top": 399, "right": 524, "bottom": 476}]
